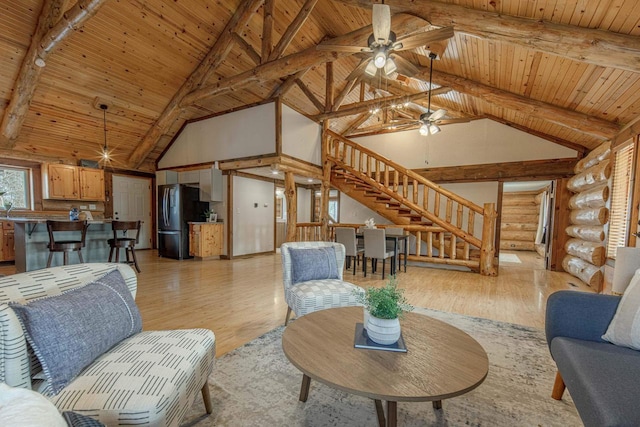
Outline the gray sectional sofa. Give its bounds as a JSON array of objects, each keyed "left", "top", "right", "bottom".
[{"left": 546, "top": 291, "right": 640, "bottom": 427}]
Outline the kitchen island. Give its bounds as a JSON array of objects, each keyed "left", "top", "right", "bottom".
[{"left": 12, "top": 218, "right": 113, "bottom": 272}]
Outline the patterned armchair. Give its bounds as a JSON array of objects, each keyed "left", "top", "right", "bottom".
[
  {"left": 0, "top": 263, "right": 215, "bottom": 427},
  {"left": 281, "top": 242, "right": 363, "bottom": 325}
]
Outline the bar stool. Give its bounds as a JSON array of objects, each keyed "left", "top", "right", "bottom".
[
  {"left": 46, "top": 220, "right": 88, "bottom": 267},
  {"left": 108, "top": 220, "right": 141, "bottom": 273}
]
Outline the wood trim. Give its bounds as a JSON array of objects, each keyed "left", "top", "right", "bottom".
[
  {"left": 218, "top": 154, "right": 280, "bottom": 170},
  {"left": 413, "top": 158, "right": 578, "bottom": 183}
]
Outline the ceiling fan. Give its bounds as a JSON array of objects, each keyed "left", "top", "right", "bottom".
[
  {"left": 419, "top": 52, "right": 448, "bottom": 136},
  {"left": 317, "top": 3, "right": 454, "bottom": 77}
]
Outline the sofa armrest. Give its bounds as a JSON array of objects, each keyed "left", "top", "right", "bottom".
[{"left": 545, "top": 290, "right": 620, "bottom": 348}]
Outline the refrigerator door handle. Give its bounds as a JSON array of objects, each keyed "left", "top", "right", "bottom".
[{"left": 163, "top": 188, "right": 169, "bottom": 227}]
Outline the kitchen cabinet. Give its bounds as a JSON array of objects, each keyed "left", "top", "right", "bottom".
[
  {"left": 179, "top": 170, "right": 200, "bottom": 184},
  {"left": 43, "top": 164, "right": 105, "bottom": 201},
  {"left": 0, "top": 221, "right": 14, "bottom": 261},
  {"left": 199, "top": 168, "right": 223, "bottom": 201},
  {"left": 156, "top": 170, "right": 178, "bottom": 185},
  {"left": 189, "top": 222, "right": 223, "bottom": 258}
]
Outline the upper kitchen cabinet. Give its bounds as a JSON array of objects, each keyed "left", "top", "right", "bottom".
[
  {"left": 43, "top": 164, "right": 105, "bottom": 201},
  {"left": 199, "top": 168, "right": 223, "bottom": 201}
]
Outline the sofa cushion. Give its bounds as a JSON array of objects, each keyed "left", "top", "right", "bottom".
[
  {"left": 286, "top": 279, "right": 363, "bottom": 316},
  {"left": 10, "top": 269, "right": 142, "bottom": 395},
  {"left": 551, "top": 336, "right": 640, "bottom": 427},
  {"left": 288, "top": 247, "right": 339, "bottom": 284},
  {"left": 602, "top": 269, "right": 640, "bottom": 350}
]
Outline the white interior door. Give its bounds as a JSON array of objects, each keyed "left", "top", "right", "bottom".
[{"left": 112, "top": 175, "right": 152, "bottom": 249}]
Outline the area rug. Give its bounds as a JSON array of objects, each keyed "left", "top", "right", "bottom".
[
  {"left": 184, "top": 308, "right": 581, "bottom": 426},
  {"left": 499, "top": 253, "right": 522, "bottom": 264}
]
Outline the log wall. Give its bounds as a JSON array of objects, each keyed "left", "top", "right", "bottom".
[
  {"left": 563, "top": 141, "right": 611, "bottom": 291},
  {"left": 500, "top": 191, "right": 538, "bottom": 251}
]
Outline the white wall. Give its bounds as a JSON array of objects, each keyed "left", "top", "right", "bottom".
[
  {"left": 159, "top": 103, "right": 276, "bottom": 169},
  {"left": 297, "top": 187, "right": 311, "bottom": 222},
  {"left": 340, "top": 194, "right": 390, "bottom": 225},
  {"left": 282, "top": 104, "right": 322, "bottom": 165},
  {"left": 353, "top": 119, "right": 577, "bottom": 169},
  {"left": 233, "top": 176, "right": 274, "bottom": 256}
]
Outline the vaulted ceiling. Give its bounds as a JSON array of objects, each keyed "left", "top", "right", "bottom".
[{"left": 1, "top": 0, "right": 639, "bottom": 173}]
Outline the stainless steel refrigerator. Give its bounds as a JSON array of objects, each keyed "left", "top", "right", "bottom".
[{"left": 158, "top": 184, "right": 207, "bottom": 259}]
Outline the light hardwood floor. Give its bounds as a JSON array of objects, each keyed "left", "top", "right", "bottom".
[{"left": 0, "top": 249, "right": 593, "bottom": 357}]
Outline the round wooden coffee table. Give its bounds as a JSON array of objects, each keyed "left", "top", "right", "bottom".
[{"left": 282, "top": 306, "right": 489, "bottom": 427}]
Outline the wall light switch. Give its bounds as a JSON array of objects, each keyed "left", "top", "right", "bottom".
[
  {"left": 254, "top": 203, "right": 258, "bottom": 208},
  {"left": 80, "top": 205, "right": 88, "bottom": 210}
]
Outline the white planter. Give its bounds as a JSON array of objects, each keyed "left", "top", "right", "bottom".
[
  {"left": 366, "top": 315, "right": 401, "bottom": 345},
  {"left": 363, "top": 308, "right": 370, "bottom": 330}
]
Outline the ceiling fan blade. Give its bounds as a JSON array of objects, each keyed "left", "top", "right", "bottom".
[
  {"left": 395, "top": 27, "right": 454, "bottom": 51},
  {"left": 316, "top": 44, "right": 369, "bottom": 53},
  {"left": 372, "top": 3, "right": 391, "bottom": 45},
  {"left": 429, "top": 108, "right": 447, "bottom": 121},
  {"left": 390, "top": 55, "right": 419, "bottom": 77}
]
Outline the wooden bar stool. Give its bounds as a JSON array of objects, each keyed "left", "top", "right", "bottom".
[
  {"left": 108, "top": 220, "right": 141, "bottom": 273},
  {"left": 46, "top": 220, "right": 88, "bottom": 267}
]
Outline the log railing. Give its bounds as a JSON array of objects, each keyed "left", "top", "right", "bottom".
[{"left": 326, "top": 130, "right": 497, "bottom": 275}]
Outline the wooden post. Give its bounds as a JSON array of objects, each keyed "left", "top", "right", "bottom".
[
  {"left": 320, "top": 121, "right": 331, "bottom": 241},
  {"left": 285, "top": 172, "right": 298, "bottom": 242},
  {"left": 227, "top": 172, "right": 234, "bottom": 259},
  {"left": 480, "top": 202, "right": 497, "bottom": 276}
]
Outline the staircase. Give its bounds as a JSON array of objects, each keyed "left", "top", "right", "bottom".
[{"left": 326, "top": 130, "right": 498, "bottom": 276}]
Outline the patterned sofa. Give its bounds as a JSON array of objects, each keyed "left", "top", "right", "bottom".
[
  {"left": 0, "top": 263, "right": 216, "bottom": 426},
  {"left": 280, "top": 241, "right": 363, "bottom": 325}
]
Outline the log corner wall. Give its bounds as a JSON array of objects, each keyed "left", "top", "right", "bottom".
[{"left": 563, "top": 142, "right": 611, "bottom": 291}]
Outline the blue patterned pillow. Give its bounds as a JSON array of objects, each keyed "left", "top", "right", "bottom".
[
  {"left": 10, "top": 269, "right": 142, "bottom": 395},
  {"left": 289, "top": 247, "right": 339, "bottom": 284}
]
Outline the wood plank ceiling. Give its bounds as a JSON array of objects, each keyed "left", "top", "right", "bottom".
[{"left": 0, "top": 0, "right": 639, "bottom": 172}]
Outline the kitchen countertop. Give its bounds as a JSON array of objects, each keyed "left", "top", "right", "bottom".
[
  {"left": 9, "top": 217, "right": 112, "bottom": 224},
  {"left": 188, "top": 221, "right": 224, "bottom": 224}
]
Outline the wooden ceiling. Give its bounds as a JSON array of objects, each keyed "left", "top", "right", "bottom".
[{"left": 1, "top": 0, "right": 639, "bottom": 172}]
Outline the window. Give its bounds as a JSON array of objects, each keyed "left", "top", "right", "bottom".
[
  {"left": 0, "top": 165, "right": 31, "bottom": 210},
  {"left": 607, "top": 143, "right": 636, "bottom": 259},
  {"left": 313, "top": 189, "right": 340, "bottom": 223}
]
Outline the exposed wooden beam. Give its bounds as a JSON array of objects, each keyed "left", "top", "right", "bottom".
[
  {"left": 261, "top": 0, "right": 274, "bottom": 63},
  {"left": 181, "top": 14, "right": 430, "bottom": 106},
  {"left": 413, "top": 158, "right": 579, "bottom": 183},
  {"left": 313, "top": 88, "right": 450, "bottom": 121},
  {"left": 129, "top": 0, "right": 264, "bottom": 168},
  {"left": 332, "top": 77, "right": 359, "bottom": 112},
  {"left": 486, "top": 115, "right": 587, "bottom": 155},
  {"left": 295, "top": 79, "right": 325, "bottom": 113},
  {"left": 325, "top": 61, "right": 334, "bottom": 113},
  {"left": 342, "top": 112, "right": 372, "bottom": 135},
  {"left": 412, "top": 68, "right": 620, "bottom": 140},
  {"left": 612, "top": 114, "right": 640, "bottom": 149},
  {"left": 268, "top": 0, "right": 319, "bottom": 61},
  {"left": 232, "top": 32, "right": 261, "bottom": 66},
  {"left": 335, "top": 0, "right": 640, "bottom": 74},
  {"left": 269, "top": 68, "right": 311, "bottom": 99},
  {"left": 1, "top": 0, "right": 106, "bottom": 147}
]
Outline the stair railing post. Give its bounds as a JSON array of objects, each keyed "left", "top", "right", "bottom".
[
  {"left": 480, "top": 202, "right": 498, "bottom": 276},
  {"left": 320, "top": 122, "right": 331, "bottom": 241}
]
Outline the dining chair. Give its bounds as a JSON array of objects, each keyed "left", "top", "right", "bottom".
[
  {"left": 335, "top": 227, "right": 364, "bottom": 275},
  {"left": 385, "top": 227, "right": 407, "bottom": 273},
  {"left": 108, "top": 220, "right": 142, "bottom": 273},
  {"left": 363, "top": 228, "right": 395, "bottom": 278},
  {"left": 46, "top": 220, "right": 88, "bottom": 267}
]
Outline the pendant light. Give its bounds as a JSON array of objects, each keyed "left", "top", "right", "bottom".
[
  {"left": 419, "top": 53, "right": 447, "bottom": 136},
  {"left": 100, "top": 104, "right": 109, "bottom": 160}
]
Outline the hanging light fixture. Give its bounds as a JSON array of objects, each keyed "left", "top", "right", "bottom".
[
  {"left": 100, "top": 104, "right": 109, "bottom": 160},
  {"left": 419, "top": 53, "right": 447, "bottom": 136}
]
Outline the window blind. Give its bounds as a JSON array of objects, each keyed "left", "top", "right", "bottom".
[{"left": 607, "top": 143, "right": 635, "bottom": 259}]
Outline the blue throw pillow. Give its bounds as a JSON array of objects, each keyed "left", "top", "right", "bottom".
[
  {"left": 10, "top": 269, "right": 142, "bottom": 395},
  {"left": 289, "top": 247, "right": 339, "bottom": 284}
]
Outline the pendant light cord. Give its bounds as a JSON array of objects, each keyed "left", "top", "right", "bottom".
[{"left": 427, "top": 55, "right": 434, "bottom": 114}]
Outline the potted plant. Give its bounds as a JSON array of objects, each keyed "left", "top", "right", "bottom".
[{"left": 355, "top": 276, "right": 413, "bottom": 345}]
